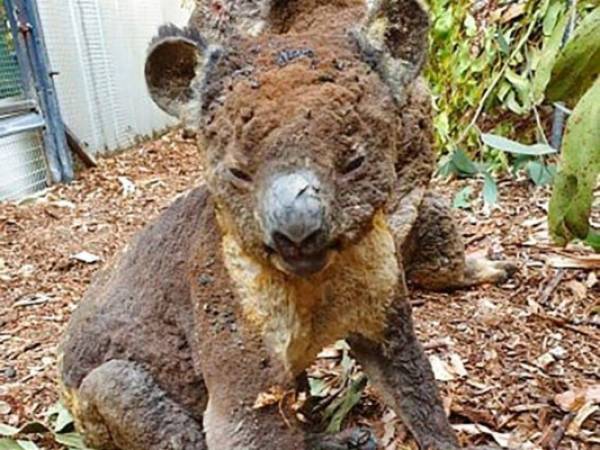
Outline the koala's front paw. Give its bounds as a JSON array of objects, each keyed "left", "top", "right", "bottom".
[
  {"left": 312, "top": 427, "right": 376, "bottom": 450},
  {"left": 465, "top": 256, "right": 519, "bottom": 286}
]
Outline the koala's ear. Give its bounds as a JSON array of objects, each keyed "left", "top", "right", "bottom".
[
  {"left": 145, "top": 24, "right": 209, "bottom": 118},
  {"left": 356, "top": 0, "right": 430, "bottom": 103}
]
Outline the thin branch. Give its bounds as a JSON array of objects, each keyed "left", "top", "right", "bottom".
[{"left": 458, "top": 17, "right": 539, "bottom": 144}]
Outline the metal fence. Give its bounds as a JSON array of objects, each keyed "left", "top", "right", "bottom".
[
  {"left": 0, "top": 0, "right": 72, "bottom": 201},
  {"left": 37, "top": 0, "right": 190, "bottom": 155},
  {"left": 0, "top": 0, "right": 191, "bottom": 201},
  {"left": 0, "top": 3, "right": 45, "bottom": 200}
]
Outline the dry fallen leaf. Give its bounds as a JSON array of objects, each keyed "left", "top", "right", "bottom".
[
  {"left": 118, "top": 176, "right": 136, "bottom": 197},
  {"left": 547, "top": 254, "right": 600, "bottom": 270},
  {"left": 253, "top": 385, "right": 286, "bottom": 410},
  {"left": 453, "top": 423, "right": 513, "bottom": 448},
  {"left": 554, "top": 385, "right": 600, "bottom": 412},
  {"left": 70, "top": 251, "right": 101, "bottom": 264},
  {"left": 567, "top": 402, "right": 599, "bottom": 437},
  {"left": 449, "top": 353, "right": 468, "bottom": 378},
  {"left": 429, "top": 355, "right": 455, "bottom": 382}
]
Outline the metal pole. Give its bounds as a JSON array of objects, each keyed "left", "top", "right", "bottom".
[
  {"left": 21, "top": 0, "right": 73, "bottom": 181},
  {"left": 4, "top": 0, "right": 62, "bottom": 183}
]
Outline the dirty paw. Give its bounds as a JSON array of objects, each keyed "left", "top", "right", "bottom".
[
  {"left": 311, "top": 427, "right": 377, "bottom": 450},
  {"left": 492, "top": 260, "right": 519, "bottom": 280},
  {"left": 465, "top": 256, "right": 519, "bottom": 286}
]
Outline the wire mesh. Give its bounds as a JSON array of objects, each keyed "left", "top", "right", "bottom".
[
  {"left": 0, "top": 3, "right": 48, "bottom": 201},
  {"left": 0, "top": 130, "right": 47, "bottom": 201},
  {"left": 0, "top": 4, "right": 23, "bottom": 100}
]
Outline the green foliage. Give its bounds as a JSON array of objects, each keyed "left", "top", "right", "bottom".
[
  {"left": 547, "top": 6, "right": 600, "bottom": 103},
  {"left": 481, "top": 133, "right": 556, "bottom": 155},
  {"left": 0, "top": 403, "right": 90, "bottom": 450},
  {"left": 469, "top": 5, "right": 599, "bottom": 251},
  {"left": 439, "top": 149, "right": 498, "bottom": 208},
  {"left": 548, "top": 77, "right": 600, "bottom": 249},
  {"left": 427, "top": 0, "right": 595, "bottom": 177}
]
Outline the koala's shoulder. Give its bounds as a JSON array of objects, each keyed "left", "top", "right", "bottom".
[{"left": 59, "top": 185, "right": 219, "bottom": 389}]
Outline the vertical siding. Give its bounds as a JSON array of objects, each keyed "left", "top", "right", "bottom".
[{"left": 37, "top": 0, "right": 192, "bottom": 155}]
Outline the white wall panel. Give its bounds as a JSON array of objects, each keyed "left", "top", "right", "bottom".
[{"left": 37, "top": 0, "right": 192, "bottom": 155}]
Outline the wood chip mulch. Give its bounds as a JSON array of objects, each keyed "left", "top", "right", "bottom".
[{"left": 1, "top": 130, "right": 598, "bottom": 449}]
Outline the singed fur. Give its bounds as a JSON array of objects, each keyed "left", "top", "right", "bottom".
[
  {"left": 221, "top": 210, "right": 398, "bottom": 374},
  {"left": 59, "top": 2, "right": 515, "bottom": 449}
]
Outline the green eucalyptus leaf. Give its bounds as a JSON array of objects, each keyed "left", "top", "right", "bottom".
[
  {"left": 533, "top": 13, "right": 568, "bottom": 103},
  {"left": 325, "top": 375, "right": 368, "bottom": 433},
  {"left": 585, "top": 229, "right": 600, "bottom": 252},
  {"left": 308, "top": 377, "right": 329, "bottom": 398},
  {"left": 451, "top": 149, "right": 479, "bottom": 175},
  {"left": 505, "top": 91, "right": 527, "bottom": 114},
  {"left": 0, "top": 438, "right": 26, "bottom": 450},
  {"left": 52, "top": 432, "right": 89, "bottom": 449},
  {"left": 527, "top": 161, "right": 556, "bottom": 186},
  {"left": 437, "top": 155, "right": 458, "bottom": 178},
  {"left": 547, "top": 7, "right": 600, "bottom": 103},
  {"left": 453, "top": 187, "right": 473, "bottom": 209},
  {"left": 497, "top": 31, "right": 510, "bottom": 55},
  {"left": 0, "top": 425, "right": 19, "bottom": 437},
  {"left": 15, "top": 442, "right": 39, "bottom": 450},
  {"left": 505, "top": 68, "right": 531, "bottom": 104},
  {"left": 483, "top": 173, "right": 499, "bottom": 206},
  {"left": 482, "top": 133, "right": 557, "bottom": 156},
  {"left": 549, "top": 77, "right": 600, "bottom": 248},
  {"left": 543, "top": 2, "right": 564, "bottom": 36},
  {"left": 51, "top": 403, "right": 74, "bottom": 433}
]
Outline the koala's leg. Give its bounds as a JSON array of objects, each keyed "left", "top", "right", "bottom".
[
  {"left": 348, "top": 300, "right": 460, "bottom": 450},
  {"left": 75, "top": 360, "right": 206, "bottom": 450},
  {"left": 402, "top": 192, "right": 517, "bottom": 291}
]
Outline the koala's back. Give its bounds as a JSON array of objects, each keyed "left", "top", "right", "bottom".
[{"left": 59, "top": 187, "right": 212, "bottom": 419}]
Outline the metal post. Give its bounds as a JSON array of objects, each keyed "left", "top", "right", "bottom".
[
  {"left": 22, "top": 0, "right": 73, "bottom": 181},
  {"left": 4, "top": 0, "right": 62, "bottom": 183},
  {"left": 4, "top": 0, "right": 73, "bottom": 183}
]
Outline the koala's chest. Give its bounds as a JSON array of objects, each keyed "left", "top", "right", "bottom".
[{"left": 221, "top": 216, "right": 400, "bottom": 375}]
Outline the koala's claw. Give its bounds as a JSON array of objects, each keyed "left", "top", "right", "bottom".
[{"left": 312, "top": 427, "right": 377, "bottom": 450}]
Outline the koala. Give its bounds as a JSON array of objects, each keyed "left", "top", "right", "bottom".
[{"left": 58, "top": 1, "right": 516, "bottom": 449}]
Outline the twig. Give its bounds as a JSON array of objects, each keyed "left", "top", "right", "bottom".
[
  {"left": 533, "top": 312, "right": 599, "bottom": 339},
  {"left": 278, "top": 389, "right": 294, "bottom": 429},
  {"left": 423, "top": 338, "right": 451, "bottom": 351},
  {"left": 544, "top": 413, "right": 576, "bottom": 450},
  {"left": 539, "top": 269, "right": 565, "bottom": 306},
  {"left": 458, "top": 17, "right": 538, "bottom": 144}
]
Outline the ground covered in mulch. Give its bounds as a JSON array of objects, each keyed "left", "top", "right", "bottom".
[{"left": 1, "top": 130, "right": 598, "bottom": 450}]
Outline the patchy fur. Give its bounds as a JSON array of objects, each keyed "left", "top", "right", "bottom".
[
  {"left": 60, "top": 2, "right": 515, "bottom": 449},
  {"left": 221, "top": 210, "right": 398, "bottom": 374}
]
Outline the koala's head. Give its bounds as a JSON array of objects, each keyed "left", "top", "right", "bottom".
[{"left": 145, "top": 0, "right": 429, "bottom": 278}]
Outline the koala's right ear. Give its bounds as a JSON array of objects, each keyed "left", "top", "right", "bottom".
[{"left": 145, "top": 24, "right": 213, "bottom": 119}]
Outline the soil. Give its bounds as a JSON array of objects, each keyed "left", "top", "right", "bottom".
[{"left": 1, "top": 130, "right": 598, "bottom": 449}]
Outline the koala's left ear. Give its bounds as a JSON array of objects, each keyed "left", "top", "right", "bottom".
[
  {"left": 145, "top": 24, "right": 216, "bottom": 119},
  {"left": 356, "top": 0, "right": 430, "bottom": 103}
]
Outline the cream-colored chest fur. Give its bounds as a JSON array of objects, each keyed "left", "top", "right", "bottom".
[{"left": 222, "top": 212, "right": 399, "bottom": 375}]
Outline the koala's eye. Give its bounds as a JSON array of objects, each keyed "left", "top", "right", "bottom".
[
  {"left": 228, "top": 167, "right": 253, "bottom": 183},
  {"left": 341, "top": 155, "right": 366, "bottom": 175}
]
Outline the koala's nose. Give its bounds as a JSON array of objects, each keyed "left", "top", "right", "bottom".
[{"left": 261, "top": 170, "right": 331, "bottom": 273}]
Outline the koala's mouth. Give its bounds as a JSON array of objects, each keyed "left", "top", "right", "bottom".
[{"left": 266, "top": 244, "right": 339, "bottom": 278}]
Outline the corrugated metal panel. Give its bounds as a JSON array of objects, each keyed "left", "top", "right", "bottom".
[{"left": 37, "top": 0, "right": 192, "bottom": 155}]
